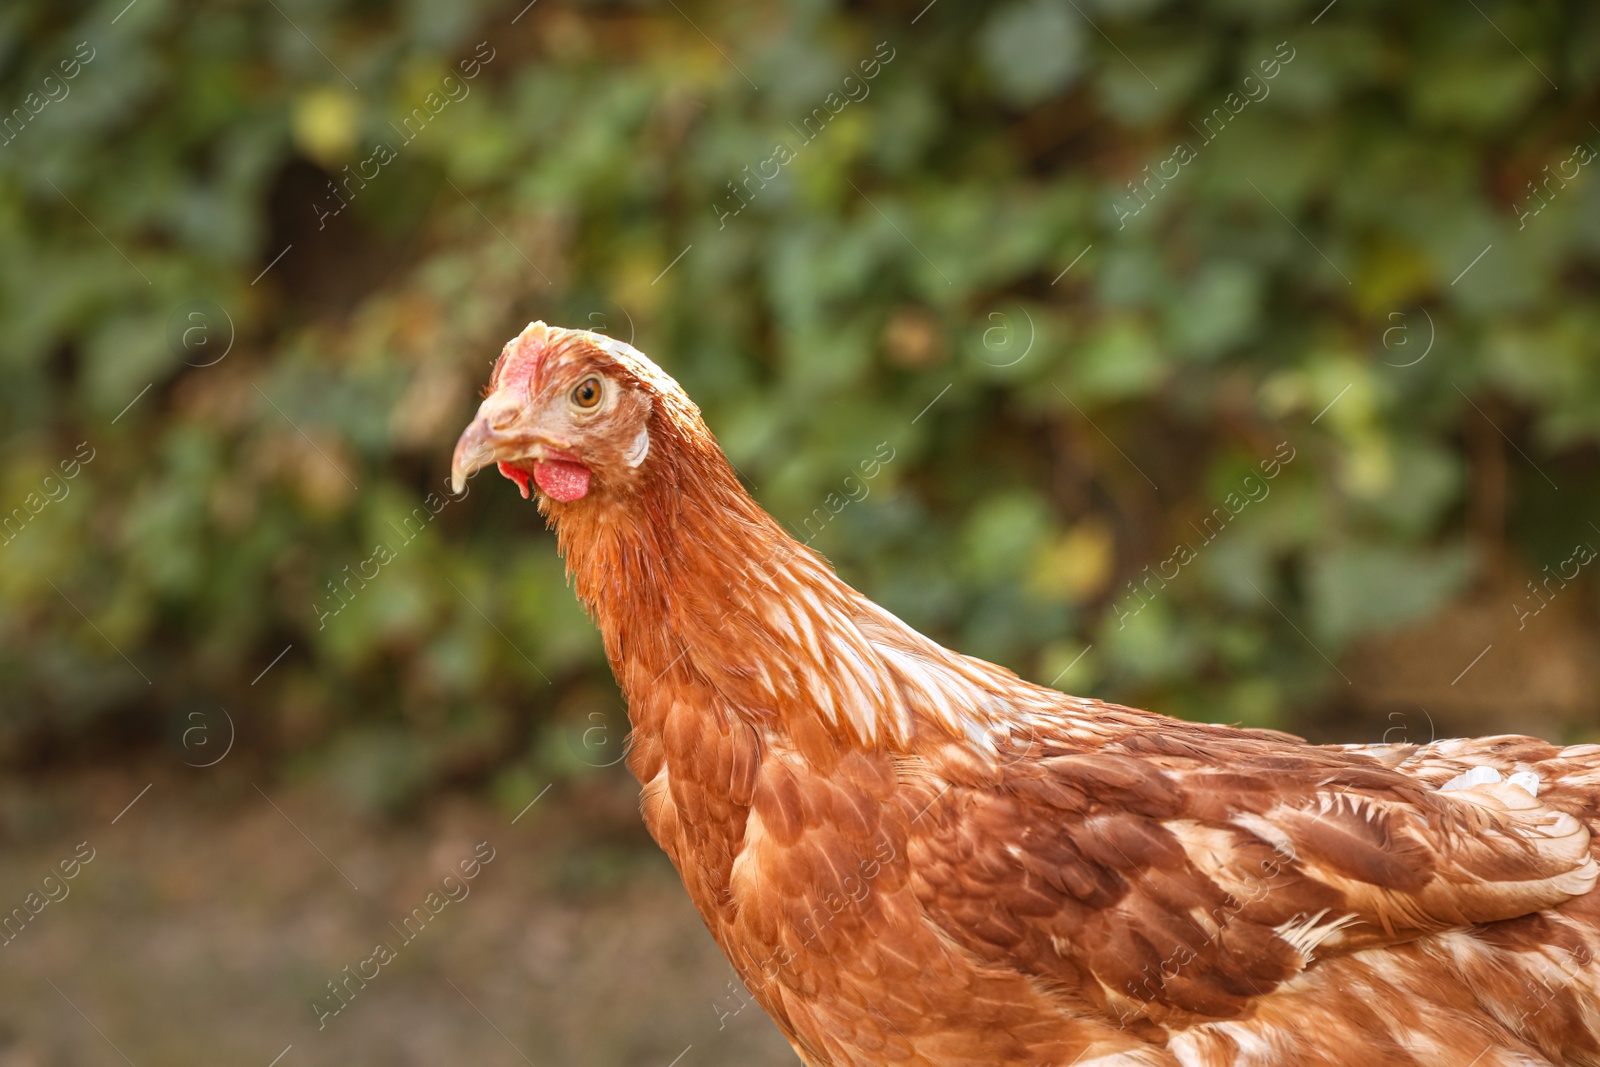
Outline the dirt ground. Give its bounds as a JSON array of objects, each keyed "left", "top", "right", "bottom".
[{"left": 0, "top": 762, "right": 796, "bottom": 1067}]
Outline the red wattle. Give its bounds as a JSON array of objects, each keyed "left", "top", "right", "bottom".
[
  {"left": 533, "top": 460, "right": 591, "bottom": 502},
  {"left": 496, "top": 461, "right": 534, "bottom": 499}
]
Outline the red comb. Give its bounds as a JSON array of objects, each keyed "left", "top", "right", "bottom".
[{"left": 493, "top": 321, "right": 552, "bottom": 398}]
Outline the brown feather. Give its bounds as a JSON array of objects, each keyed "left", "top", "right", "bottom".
[{"left": 455, "top": 324, "right": 1600, "bottom": 1066}]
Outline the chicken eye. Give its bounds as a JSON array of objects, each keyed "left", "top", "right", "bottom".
[{"left": 571, "top": 377, "right": 603, "bottom": 410}]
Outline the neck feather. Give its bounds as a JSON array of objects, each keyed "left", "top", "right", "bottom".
[{"left": 545, "top": 409, "right": 1075, "bottom": 758}]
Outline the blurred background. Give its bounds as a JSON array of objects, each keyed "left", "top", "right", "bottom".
[{"left": 2, "top": 0, "right": 1598, "bottom": 1063}]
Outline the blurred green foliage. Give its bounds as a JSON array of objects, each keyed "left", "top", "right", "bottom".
[{"left": 2, "top": 0, "right": 1598, "bottom": 810}]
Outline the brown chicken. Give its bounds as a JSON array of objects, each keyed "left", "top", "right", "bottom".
[{"left": 452, "top": 322, "right": 1600, "bottom": 1067}]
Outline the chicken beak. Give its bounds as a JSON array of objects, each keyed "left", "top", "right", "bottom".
[
  {"left": 451, "top": 417, "right": 498, "bottom": 495},
  {"left": 451, "top": 390, "right": 571, "bottom": 495}
]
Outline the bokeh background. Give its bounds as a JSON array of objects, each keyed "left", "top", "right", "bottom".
[{"left": 2, "top": 0, "right": 1599, "bottom": 1063}]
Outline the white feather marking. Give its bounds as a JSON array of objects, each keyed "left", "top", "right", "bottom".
[
  {"left": 729, "top": 806, "right": 773, "bottom": 895},
  {"left": 1273, "top": 909, "right": 1357, "bottom": 960},
  {"left": 1441, "top": 766, "right": 1502, "bottom": 791},
  {"left": 763, "top": 602, "right": 798, "bottom": 642},
  {"left": 1189, "top": 906, "right": 1221, "bottom": 940},
  {"left": 751, "top": 658, "right": 777, "bottom": 698},
  {"left": 1507, "top": 770, "right": 1540, "bottom": 797},
  {"left": 830, "top": 636, "right": 884, "bottom": 742},
  {"left": 962, "top": 717, "right": 997, "bottom": 757},
  {"left": 624, "top": 425, "right": 650, "bottom": 468},
  {"left": 790, "top": 592, "right": 824, "bottom": 658},
  {"left": 807, "top": 667, "right": 841, "bottom": 727},
  {"left": 1231, "top": 813, "right": 1299, "bottom": 863},
  {"left": 729, "top": 555, "right": 1059, "bottom": 758}
]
